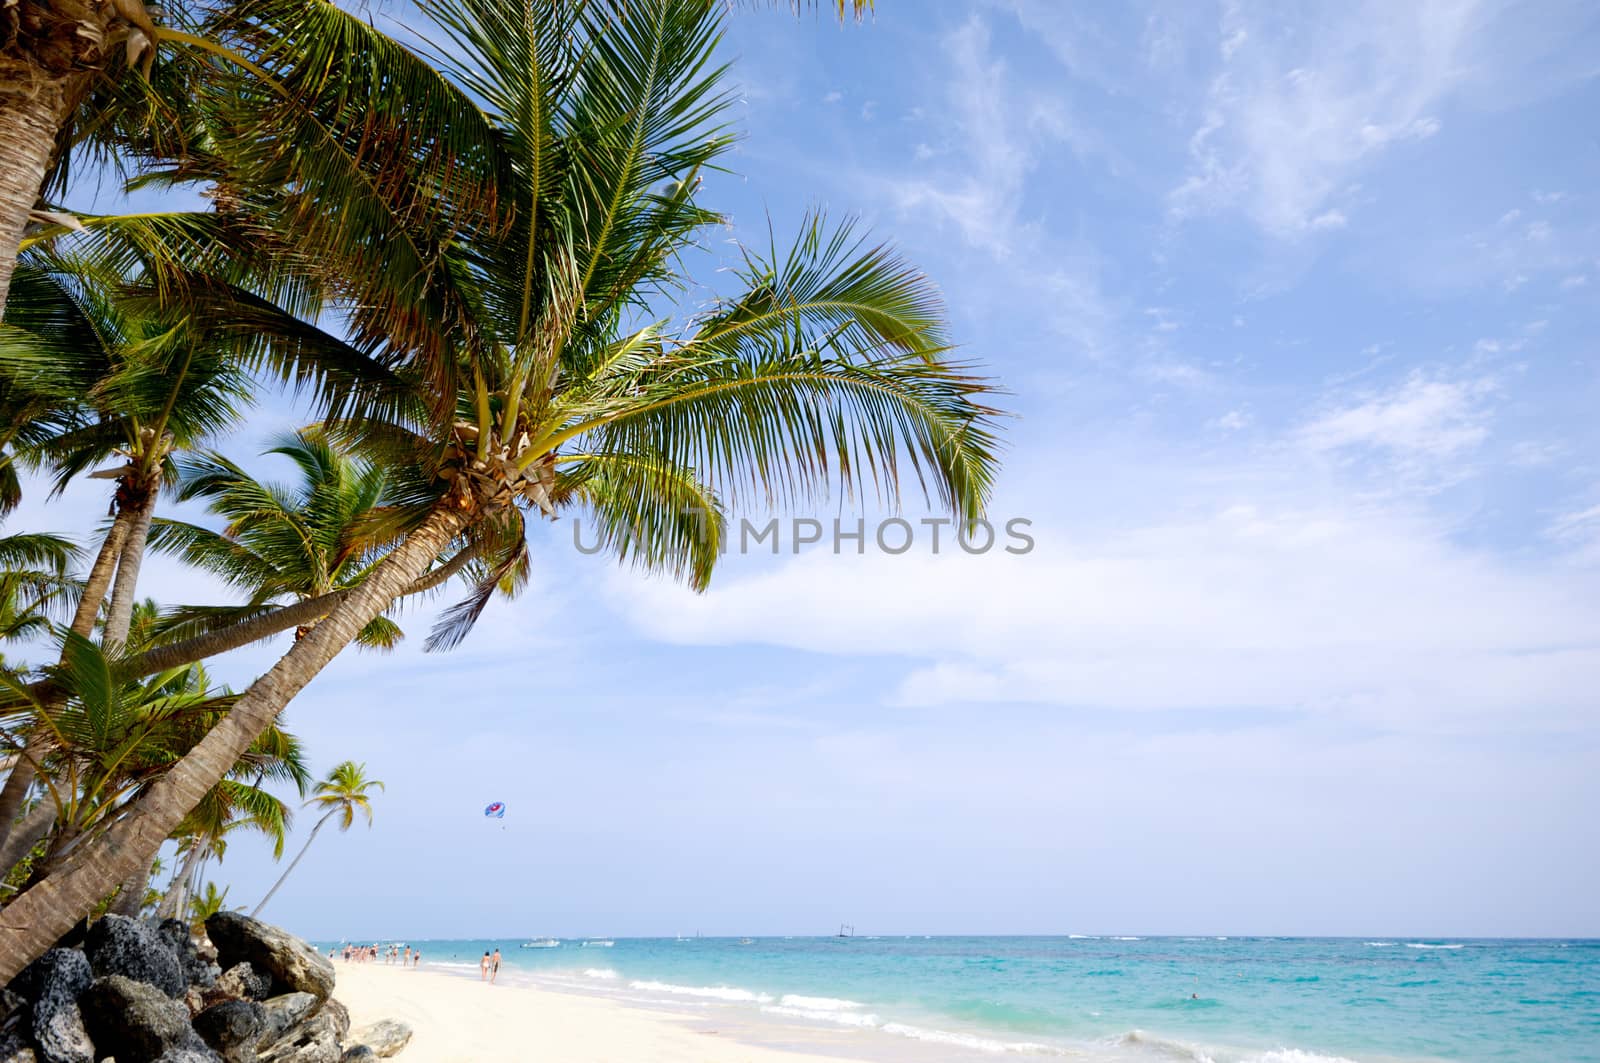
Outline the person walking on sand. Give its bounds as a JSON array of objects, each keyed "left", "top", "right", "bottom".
[
  {"left": 491, "top": 948, "right": 502, "bottom": 984},
  {"left": 480, "top": 951, "right": 491, "bottom": 981}
]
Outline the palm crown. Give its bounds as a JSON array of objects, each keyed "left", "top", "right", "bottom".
[{"left": 308, "top": 760, "right": 382, "bottom": 832}]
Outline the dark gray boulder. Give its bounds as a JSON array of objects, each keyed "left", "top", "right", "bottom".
[
  {"left": 27, "top": 950, "right": 92, "bottom": 1063},
  {"left": 341, "top": 1048, "right": 375, "bottom": 1062},
  {"left": 258, "top": 993, "right": 316, "bottom": 1048},
  {"left": 191, "top": 1000, "right": 265, "bottom": 1063},
  {"left": 85, "top": 916, "right": 184, "bottom": 998},
  {"left": 78, "top": 975, "right": 211, "bottom": 1063},
  {"left": 155, "top": 920, "right": 216, "bottom": 990},
  {"left": 344, "top": 1020, "right": 410, "bottom": 1059},
  {"left": 203, "top": 915, "right": 333, "bottom": 1004}
]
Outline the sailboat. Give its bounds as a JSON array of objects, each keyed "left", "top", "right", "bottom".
[{"left": 837, "top": 924, "right": 855, "bottom": 939}]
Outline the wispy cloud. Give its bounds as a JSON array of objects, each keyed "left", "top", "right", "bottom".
[
  {"left": 1299, "top": 371, "right": 1498, "bottom": 460},
  {"left": 1168, "top": 0, "right": 1473, "bottom": 235}
]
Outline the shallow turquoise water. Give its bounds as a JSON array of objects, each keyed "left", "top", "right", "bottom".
[{"left": 320, "top": 936, "right": 1600, "bottom": 1061}]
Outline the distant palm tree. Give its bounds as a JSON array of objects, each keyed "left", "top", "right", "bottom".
[
  {"left": 149, "top": 429, "right": 407, "bottom": 651},
  {"left": 251, "top": 761, "right": 382, "bottom": 917},
  {"left": 188, "top": 880, "right": 231, "bottom": 933}
]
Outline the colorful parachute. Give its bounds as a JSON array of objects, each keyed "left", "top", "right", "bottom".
[{"left": 484, "top": 802, "right": 506, "bottom": 819}]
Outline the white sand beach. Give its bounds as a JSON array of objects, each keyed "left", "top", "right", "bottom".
[{"left": 333, "top": 962, "right": 871, "bottom": 1063}]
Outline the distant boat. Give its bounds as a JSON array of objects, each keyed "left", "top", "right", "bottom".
[
  {"left": 837, "top": 924, "right": 855, "bottom": 939},
  {"left": 738, "top": 938, "right": 754, "bottom": 945},
  {"left": 519, "top": 939, "right": 560, "bottom": 950},
  {"left": 581, "top": 939, "right": 615, "bottom": 948}
]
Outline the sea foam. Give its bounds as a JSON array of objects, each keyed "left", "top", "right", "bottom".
[{"left": 628, "top": 979, "right": 774, "bottom": 1003}]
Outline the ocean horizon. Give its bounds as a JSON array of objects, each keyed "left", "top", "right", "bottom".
[{"left": 311, "top": 934, "right": 1600, "bottom": 1062}]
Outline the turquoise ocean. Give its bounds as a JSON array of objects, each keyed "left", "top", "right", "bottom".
[{"left": 319, "top": 936, "right": 1599, "bottom": 1062}]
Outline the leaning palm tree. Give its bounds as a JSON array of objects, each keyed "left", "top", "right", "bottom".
[
  {"left": 252, "top": 760, "right": 380, "bottom": 918},
  {"left": 0, "top": 0, "right": 999, "bottom": 978}
]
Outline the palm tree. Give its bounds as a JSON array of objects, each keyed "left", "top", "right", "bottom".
[
  {"left": 0, "top": 250, "right": 256, "bottom": 846},
  {"left": 0, "top": 0, "right": 875, "bottom": 316},
  {"left": 252, "top": 761, "right": 381, "bottom": 918},
  {"left": 0, "top": 0, "right": 999, "bottom": 978},
  {"left": 148, "top": 430, "right": 409, "bottom": 652},
  {"left": 187, "top": 880, "right": 230, "bottom": 933}
]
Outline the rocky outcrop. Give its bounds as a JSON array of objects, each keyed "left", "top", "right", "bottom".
[
  {"left": 343, "top": 1021, "right": 411, "bottom": 1059},
  {"left": 85, "top": 916, "right": 185, "bottom": 998},
  {"left": 204, "top": 916, "right": 335, "bottom": 1006},
  {"left": 78, "top": 976, "right": 217, "bottom": 1063},
  {"left": 259, "top": 993, "right": 317, "bottom": 1046},
  {"left": 191, "top": 1000, "right": 265, "bottom": 1062},
  {"left": 204, "top": 964, "right": 270, "bottom": 1008},
  {"left": 3, "top": 917, "right": 404, "bottom": 1063},
  {"left": 158, "top": 920, "right": 218, "bottom": 990},
  {"left": 24, "top": 950, "right": 92, "bottom": 1063}
]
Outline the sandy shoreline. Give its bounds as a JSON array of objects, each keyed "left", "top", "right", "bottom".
[{"left": 333, "top": 962, "right": 871, "bottom": 1063}]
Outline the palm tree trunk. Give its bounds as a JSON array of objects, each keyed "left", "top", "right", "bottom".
[
  {"left": 0, "top": 503, "right": 469, "bottom": 981},
  {"left": 251, "top": 811, "right": 332, "bottom": 918},
  {"left": 0, "top": 509, "right": 134, "bottom": 850},
  {"left": 102, "top": 475, "right": 162, "bottom": 650},
  {"left": 0, "top": 77, "right": 78, "bottom": 316},
  {"left": 14, "top": 541, "right": 480, "bottom": 705},
  {"left": 0, "top": 801, "right": 55, "bottom": 881},
  {"left": 155, "top": 840, "right": 207, "bottom": 921},
  {"left": 107, "top": 851, "right": 157, "bottom": 918}
]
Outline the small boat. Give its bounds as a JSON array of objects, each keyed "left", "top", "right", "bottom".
[
  {"left": 738, "top": 937, "right": 754, "bottom": 945},
  {"left": 580, "top": 939, "right": 615, "bottom": 948},
  {"left": 519, "top": 939, "right": 561, "bottom": 950}
]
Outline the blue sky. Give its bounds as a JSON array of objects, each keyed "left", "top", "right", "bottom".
[{"left": 16, "top": 0, "right": 1600, "bottom": 939}]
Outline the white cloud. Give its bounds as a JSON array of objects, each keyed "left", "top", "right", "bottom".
[
  {"left": 1299, "top": 371, "right": 1497, "bottom": 459},
  {"left": 1560, "top": 273, "right": 1588, "bottom": 289},
  {"left": 1210, "top": 409, "right": 1251, "bottom": 431},
  {"left": 604, "top": 455, "right": 1600, "bottom": 733},
  {"left": 1168, "top": 1, "right": 1479, "bottom": 235},
  {"left": 822, "top": 90, "right": 843, "bottom": 105}
]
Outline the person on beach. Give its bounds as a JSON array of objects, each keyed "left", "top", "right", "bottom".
[
  {"left": 491, "top": 948, "right": 502, "bottom": 984},
  {"left": 404, "top": 946, "right": 411, "bottom": 966},
  {"left": 413, "top": 950, "right": 421, "bottom": 968},
  {"left": 480, "top": 951, "right": 491, "bottom": 981}
]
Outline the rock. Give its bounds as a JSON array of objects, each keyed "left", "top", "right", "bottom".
[
  {"left": 79, "top": 975, "right": 212, "bottom": 1063},
  {"left": 255, "top": 1010, "right": 339, "bottom": 1063},
  {"left": 203, "top": 916, "right": 333, "bottom": 1005},
  {"left": 85, "top": 916, "right": 184, "bottom": 998},
  {"left": 153, "top": 1045, "right": 222, "bottom": 1063},
  {"left": 191, "top": 1001, "right": 265, "bottom": 1063},
  {"left": 0, "top": 1024, "right": 35, "bottom": 1063},
  {"left": 203, "top": 964, "right": 268, "bottom": 1008},
  {"left": 183, "top": 987, "right": 205, "bottom": 1018},
  {"left": 27, "top": 950, "right": 92, "bottom": 1063},
  {"left": 156, "top": 922, "right": 218, "bottom": 991},
  {"left": 258, "top": 994, "right": 316, "bottom": 1048},
  {"left": 344, "top": 1020, "right": 410, "bottom": 1059},
  {"left": 341, "top": 1049, "right": 375, "bottom": 1062},
  {"left": 0, "top": 989, "right": 27, "bottom": 1025}
]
